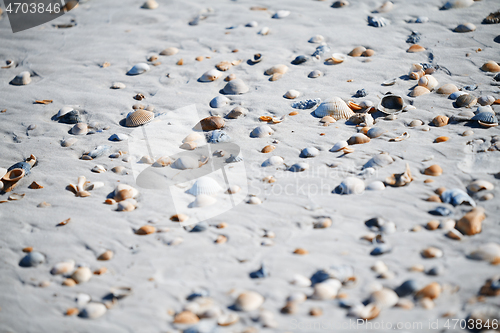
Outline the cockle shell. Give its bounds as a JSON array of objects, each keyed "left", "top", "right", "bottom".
[
  {"left": 262, "top": 156, "right": 284, "bottom": 167},
  {"left": 210, "top": 95, "right": 230, "bottom": 108},
  {"left": 363, "top": 153, "right": 394, "bottom": 169},
  {"left": 454, "top": 23, "right": 476, "bottom": 32},
  {"left": 300, "top": 147, "right": 319, "bottom": 158},
  {"left": 200, "top": 69, "right": 222, "bottom": 82},
  {"left": 125, "top": 110, "right": 154, "bottom": 127},
  {"left": 436, "top": 84, "right": 458, "bottom": 95},
  {"left": 456, "top": 94, "right": 477, "bottom": 108},
  {"left": 159, "top": 47, "right": 179, "bottom": 56},
  {"left": 189, "top": 194, "right": 217, "bottom": 208},
  {"left": 71, "top": 267, "right": 92, "bottom": 284},
  {"left": 57, "top": 106, "right": 74, "bottom": 118},
  {"left": 418, "top": 75, "right": 438, "bottom": 91},
  {"left": 410, "top": 86, "right": 430, "bottom": 97},
  {"left": 378, "top": 94, "right": 403, "bottom": 114},
  {"left": 127, "top": 63, "right": 149, "bottom": 75},
  {"left": 251, "top": 125, "right": 274, "bottom": 138},
  {"left": 265, "top": 64, "right": 288, "bottom": 75},
  {"left": 285, "top": 90, "right": 300, "bottom": 99},
  {"left": 337, "top": 177, "right": 365, "bottom": 194},
  {"left": 71, "top": 123, "right": 88, "bottom": 135},
  {"left": 314, "top": 97, "right": 354, "bottom": 119},
  {"left": 234, "top": 291, "right": 264, "bottom": 311},
  {"left": 19, "top": 251, "right": 45, "bottom": 267},
  {"left": 11, "top": 71, "right": 31, "bottom": 85},
  {"left": 187, "top": 177, "right": 223, "bottom": 196},
  {"left": 331, "top": 141, "right": 348, "bottom": 152},
  {"left": 172, "top": 156, "right": 199, "bottom": 170},
  {"left": 349, "top": 46, "right": 366, "bottom": 57},
  {"left": 79, "top": 302, "right": 107, "bottom": 319},
  {"left": 222, "top": 79, "right": 249, "bottom": 95},
  {"left": 369, "top": 288, "right": 399, "bottom": 309},
  {"left": 481, "top": 61, "right": 500, "bottom": 73},
  {"left": 471, "top": 112, "right": 498, "bottom": 127}
]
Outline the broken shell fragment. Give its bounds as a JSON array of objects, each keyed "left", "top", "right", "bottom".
[
  {"left": 385, "top": 163, "right": 413, "bottom": 187},
  {"left": 378, "top": 94, "right": 403, "bottom": 114}
]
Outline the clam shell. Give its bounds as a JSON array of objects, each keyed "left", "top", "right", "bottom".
[
  {"left": 375, "top": 1, "right": 393, "bottom": 13},
  {"left": 187, "top": 177, "right": 223, "bottom": 196},
  {"left": 481, "top": 61, "right": 500, "bottom": 73},
  {"left": 330, "top": 141, "right": 348, "bottom": 152},
  {"left": 172, "top": 156, "right": 199, "bottom": 170},
  {"left": 308, "top": 70, "right": 322, "bottom": 78},
  {"left": 125, "top": 110, "right": 154, "bottom": 127},
  {"left": 468, "top": 180, "right": 494, "bottom": 192},
  {"left": 449, "top": 91, "right": 467, "bottom": 100},
  {"left": 127, "top": 63, "right": 149, "bottom": 75},
  {"left": 367, "top": 127, "right": 387, "bottom": 138},
  {"left": 330, "top": 53, "right": 346, "bottom": 64},
  {"left": 308, "top": 35, "right": 324, "bottom": 43},
  {"left": 347, "top": 133, "right": 370, "bottom": 145},
  {"left": 290, "top": 274, "right": 312, "bottom": 287},
  {"left": 410, "top": 86, "right": 430, "bottom": 97},
  {"left": 71, "top": 267, "right": 92, "bottom": 284},
  {"left": 262, "top": 156, "right": 284, "bottom": 167},
  {"left": 251, "top": 125, "right": 274, "bottom": 138},
  {"left": 51, "top": 260, "right": 75, "bottom": 275},
  {"left": 407, "top": 44, "right": 426, "bottom": 53},
  {"left": 418, "top": 75, "right": 438, "bottom": 91},
  {"left": 436, "top": 83, "right": 458, "bottom": 95},
  {"left": 456, "top": 94, "right": 477, "bottom": 107},
  {"left": 79, "top": 302, "right": 107, "bottom": 319},
  {"left": 377, "top": 94, "right": 404, "bottom": 114},
  {"left": 189, "top": 194, "right": 217, "bottom": 208},
  {"left": 478, "top": 95, "right": 496, "bottom": 106},
  {"left": 234, "top": 291, "right": 264, "bottom": 311},
  {"left": 57, "top": 106, "right": 74, "bottom": 118},
  {"left": 300, "top": 147, "right": 319, "bottom": 158},
  {"left": 284, "top": 90, "right": 300, "bottom": 99},
  {"left": 210, "top": 95, "right": 230, "bottom": 108},
  {"left": 71, "top": 123, "right": 88, "bottom": 135},
  {"left": 366, "top": 181, "right": 385, "bottom": 191},
  {"left": 200, "top": 69, "right": 222, "bottom": 82},
  {"left": 314, "top": 97, "right": 354, "bottom": 119},
  {"left": 363, "top": 153, "right": 394, "bottom": 169},
  {"left": 348, "top": 46, "right": 366, "bottom": 57},
  {"left": 265, "top": 64, "right": 288, "bottom": 75},
  {"left": 311, "top": 280, "right": 342, "bottom": 300},
  {"left": 469, "top": 243, "right": 500, "bottom": 261},
  {"left": 142, "top": 0, "right": 158, "bottom": 9},
  {"left": 111, "top": 82, "right": 126, "bottom": 89},
  {"left": 337, "top": 177, "right": 365, "bottom": 195},
  {"left": 289, "top": 162, "right": 309, "bottom": 172},
  {"left": 471, "top": 112, "right": 498, "bottom": 125},
  {"left": 454, "top": 22, "right": 476, "bottom": 32},
  {"left": 159, "top": 47, "right": 179, "bottom": 56},
  {"left": 19, "top": 251, "right": 45, "bottom": 267},
  {"left": 222, "top": 79, "right": 249, "bottom": 95},
  {"left": 272, "top": 10, "right": 290, "bottom": 19},
  {"left": 369, "top": 288, "right": 399, "bottom": 309},
  {"left": 442, "top": 0, "right": 473, "bottom": 9},
  {"left": 11, "top": 71, "right": 31, "bottom": 85}
]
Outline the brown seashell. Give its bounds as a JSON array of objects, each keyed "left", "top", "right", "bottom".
[
  {"left": 347, "top": 101, "right": 362, "bottom": 111},
  {"left": 94, "top": 267, "right": 107, "bottom": 275},
  {"left": 294, "top": 248, "right": 309, "bottom": 255},
  {"left": 261, "top": 145, "right": 275, "bottom": 153},
  {"left": 435, "top": 187, "right": 446, "bottom": 195},
  {"left": 410, "top": 86, "right": 430, "bottom": 97},
  {"left": 424, "top": 179, "right": 434, "bottom": 183},
  {"left": 216, "top": 61, "right": 232, "bottom": 71},
  {"left": 159, "top": 47, "right": 178, "bottom": 56},
  {"left": 62, "top": 278, "right": 77, "bottom": 287},
  {"left": 259, "top": 116, "right": 272, "bottom": 122},
  {"left": 456, "top": 207, "right": 485, "bottom": 235},
  {"left": 176, "top": 59, "right": 184, "bottom": 65},
  {"left": 446, "top": 229, "right": 463, "bottom": 240},
  {"left": 3, "top": 168, "right": 25, "bottom": 182},
  {"left": 427, "top": 195, "right": 441, "bottom": 202},
  {"left": 385, "top": 163, "right": 413, "bottom": 187},
  {"left": 416, "top": 282, "right": 441, "bottom": 300},
  {"left": 424, "top": 165, "right": 442, "bottom": 176},
  {"left": 481, "top": 61, "right": 500, "bottom": 73},
  {"left": 456, "top": 94, "right": 477, "bottom": 108},
  {"left": 136, "top": 225, "right": 156, "bottom": 235},
  {"left": 281, "top": 302, "right": 298, "bottom": 315},
  {"left": 195, "top": 56, "right": 204, "bottom": 62},
  {"left": 436, "top": 84, "right": 459, "bottom": 95},
  {"left": 347, "top": 133, "right": 370, "bottom": 145},
  {"left": 310, "top": 307, "right": 323, "bottom": 316},
  {"left": 362, "top": 49, "right": 375, "bottom": 57},
  {"left": 348, "top": 46, "right": 366, "bottom": 57},
  {"left": 289, "top": 111, "right": 299, "bottom": 116},
  {"left": 170, "top": 214, "right": 189, "bottom": 222},
  {"left": 215, "top": 235, "right": 227, "bottom": 244},
  {"left": 66, "top": 308, "right": 79, "bottom": 316},
  {"left": 105, "top": 198, "right": 116, "bottom": 205},
  {"left": 217, "top": 222, "right": 228, "bottom": 229},
  {"left": 115, "top": 189, "right": 134, "bottom": 202},
  {"left": 98, "top": 250, "right": 114, "bottom": 261},
  {"left": 225, "top": 73, "right": 236, "bottom": 81},
  {"left": 407, "top": 44, "right": 426, "bottom": 53},
  {"left": 432, "top": 115, "right": 449, "bottom": 127},
  {"left": 180, "top": 142, "right": 196, "bottom": 150},
  {"left": 426, "top": 220, "right": 440, "bottom": 230},
  {"left": 479, "top": 278, "right": 500, "bottom": 296},
  {"left": 57, "top": 218, "right": 71, "bottom": 226},
  {"left": 125, "top": 109, "right": 154, "bottom": 127},
  {"left": 265, "top": 64, "right": 288, "bottom": 75},
  {"left": 421, "top": 247, "right": 443, "bottom": 258},
  {"left": 174, "top": 311, "right": 200, "bottom": 324},
  {"left": 28, "top": 181, "right": 43, "bottom": 189},
  {"left": 270, "top": 73, "right": 282, "bottom": 81},
  {"left": 200, "top": 116, "right": 225, "bottom": 131},
  {"left": 409, "top": 70, "right": 424, "bottom": 80},
  {"left": 435, "top": 136, "right": 449, "bottom": 143}
]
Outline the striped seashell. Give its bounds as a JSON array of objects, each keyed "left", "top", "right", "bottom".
[
  {"left": 314, "top": 97, "right": 354, "bottom": 119},
  {"left": 125, "top": 109, "right": 154, "bottom": 127},
  {"left": 456, "top": 94, "right": 477, "bottom": 108},
  {"left": 471, "top": 112, "right": 498, "bottom": 127},
  {"left": 187, "top": 177, "right": 223, "bottom": 196}
]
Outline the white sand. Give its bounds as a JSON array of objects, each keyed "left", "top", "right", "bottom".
[{"left": 1, "top": 0, "right": 499, "bottom": 331}]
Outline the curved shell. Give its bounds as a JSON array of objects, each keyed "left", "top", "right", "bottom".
[
  {"left": 369, "top": 288, "right": 399, "bottom": 309},
  {"left": 127, "top": 63, "right": 150, "bottom": 75},
  {"left": 363, "top": 153, "right": 394, "bottom": 169},
  {"left": 309, "top": 35, "right": 324, "bottom": 43},
  {"left": 234, "top": 291, "right": 264, "bottom": 311},
  {"left": 331, "top": 53, "right": 347, "bottom": 64},
  {"left": 471, "top": 112, "right": 498, "bottom": 125},
  {"left": 410, "top": 86, "right": 430, "bottom": 97},
  {"left": 187, "top": 177, "right": 223, "bottom": 196},
  {"left": 300, "top": 147, "right": 319, "bottom": 158},
  {"left": 172, "top": 156, "right": 199, "bottom": 170},
  {"left": 449, "top": 91, "right": 467, "bottom": 100},
  {"left": 251, "top": 125, "right": 274, "bottom": 138},
  {"left": 468, "top": 180, "right": 494, "bottom": 192},
  {"left": 210, "top": 95, "right": 230, "bottom": 108},
  {"left": 125, "top": 110, "right": 154, "bottom": 127},
  {"left": 456, "top": 94, "right": 477, "bottom": 107},
  {"left": 368, "top": 16, "right": 388, "bottom": 27},
  {"left": 311, "top": 280, "right": 342, "bottom": 300},
  {"left": 478, "top": 95, "right": 496, "bottom": 106},
  {"left": 71, "top": 123, "right": 88, "bottom": 135},
  {"left": 189, "top": 194, "right": 217, "bottom": 208},
  {"left": 289, "top": 162, "right": 309, "bottom": 172},
  {"left": 19, "top": 251, "right": 45, "bottom": 267},
  {"left": 366, "top": 127, "right": 387, "bottom": 138},
  {"left": 262, "top": 156, "right": 284, "bottom": 167},
  {"left": 80, "top": 302, "right": 107, "bottom": 319},
  {"left": 160, "top": 47, "right": 178, "bottom": 56},
  {"left": 442, "top": 0, "right": 473, "bottom": 9},
  {"left": 314, "top": 97, "right": 354, "bottom": 119},
  {"left": 142, "top": 0, "right": 158, "bottom": 9},
  {"left": 57, "top": 106, "right": 74, "bottom": 118},
  {"left": 349, "top": 46, "right": 366, "bottom": 57},
  {"left": 481, "top": 61, "right": 500, "bottom": 73},
  {"left": 418, "top": 75, "right": 438, "bottom": 91},
  {"left": 265, "top": 64, "right": 288, "bottom": 75},
  {"left": 436, "top": 83, "right": 458, "bottom": 95},
  {"left": 114, "top": 184, "right": 139, "bottom": 200},
  {"left": 272, "top": 10, "right": 290, "bottom": 19},
  {"left": 377, "top": 94, "right": 403, "bottom": 114},
  {"left": 11, "top": 71, "right": 31, "bottom": 85},
  {"left": 337, "top": 177, "right": 365, "bottom": 194},
  {"left": 50, "top": 260, "right": 75, "bottom": 275},
  {"left": 222, "top": 79, "right": 249, "bottom": 95},
  {"left": 454, "top": 22, "right": 476, "bottom": 32},
  {"left": 285, "top": 90, "right": 300, "bottom": 99},
  {"left": 407, "top": 44, "right": 426, "bottom": 53},
  {"left": 366, "top": 181, "right": 385, "bottom": 191},
  {"left": 331, "top": 141, "right": 348, "bottom": 152},
  {"left": 200, "top": 69, "right": 222, "bottom": 82},
  {"left": 308, "top": 70, "right": 322, "bottom": 78},
  {"left": 71, "top": 267, "right": 92, "bottom": 284},
  {"left": 347, "top": 133, "right": 370, "bottom": 145},
  {"left": 153, "top": 156, "right": 173, "bottom": 167},
  {"left": 469, "top": 243, "right": 500, "bottom": 261},
  {"left": 3, "top": 168, "right": 25, "bottom": 182},
  {"left": 441, "top": 189, "right": 475, "bottom": 207}
]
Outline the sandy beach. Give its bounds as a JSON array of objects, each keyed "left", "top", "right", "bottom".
[{"left": 0, "top": 0, "right": 499, "bottom": 332}]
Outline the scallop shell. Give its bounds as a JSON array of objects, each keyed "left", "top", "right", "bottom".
[
  {"left": 481, "top": 61, "right": 500, "bottom": 73},
  {"left": 222, "top": 79, "right": 249, "bottom": 95},
  {"left": 79, "top": 302, "right": 107, "bottom": 319},
  {"left": 418, "top": 75, "right": 438, "bottom": 91},
  {"left": 262, "top": 156, "right": 284, "bottom": 167},
  {"left": 469, "top": 243, "right": 500, "bottom": 261},
  {"left": 442, "top": 0, "right": 473, "bottom": 9},
  {"left": 71, "top": 123, "right": 88, "bottom": 135},
  {"left": 314, "top": 97, "right": 354, "bottom": 119},
  {"left": 377, "top": 94, "right": 404, "bottom": 114},
  {"left": 363, "top": 153, "right": 394, "bottom": 169},
  {"left": 234, "top": 291, "right": 264, "bottom": 311},
  {"left": 300, "top": 147, "right": 319, "bottom": 158},
  {"left": 366, "top": 181, "right": 385, "bottom": 191},
  {"left": 436, "top": 83, "right": 458, "bottom": 95},
  {"left": 330, "top": 141, "right": 348, "bottom": 152},
  {"left": 454, "top": 22, "right": 476, "bottom": 32},
  {"left": 187, "top": 177, "right": 223, "bottom": 196},
  {"left": 289, "top": 162, "right": 309, "bottom": 172},
  {"left": 125, "top": 109, "right": 154, "bottom": 127},
  {"left": 251, "top": 125, "right": 274, "bottom": 138},
  {"left": 410, "top": 86, "right": 430, "bottom": 97},
  {"left": 11, "top": 71, "right": 31, "bottom": 85},
  {"left": 265, "top": 64, "right": 288, "bottom": 75},
  {"left": 159, "top": 47, "right": 179, "bottom": 56},
  {"left": 285, "top": 90, "right": 300, "bottom": 99},
  {"left": 272, "top": 10, "right": 290, "bottom": 19},
  {"left": 50, "top": 260, "right": 75, "bottom": 275},
  {"left": 366, "top": 127, "right": 387, "bottom": 138},
  {"left": 369, "top": 288, "right": 399, "bottom": 309},
  {"left": 200, "top": 69, "right": 222, "bottom": 82},
  {"left": 337, "top": 177, "right": 365, "bottom": 194},
  {"left": 172, "top": 156, "right": 199, "bottom": 170},
  {"left": 308, "top": 35, "right": 324, "bottom": 43},
  {"left": 210, "top": 95, "right": 230, "bottom": 108},
  {"left": 127, "top": 63, "right": 149, "bottom": 75},
  {"left": 189, "top": 194, "right": 217, "bottom": 208}
]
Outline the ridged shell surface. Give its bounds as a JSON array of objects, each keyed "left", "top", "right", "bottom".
[
  {"left": 125, "top": 110, "right": 154, "bottom": 127},
  {"left": 314, "top": 97, "right": 354, "bottom": 119},
  {"left": 187, "top": 177, "right": 223, "bottom": 196}
]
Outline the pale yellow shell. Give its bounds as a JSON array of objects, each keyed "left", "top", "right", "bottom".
[
  {"left": 160, "top": 47, "right": 178, "bottom": 56},
  {"left": 436, "top": 83, "right": 458, "bottom": 95},
  {"left": 410, "top": 86, "right": 430, "bottom": 97},
  {"left": 418, "top": 75, "right": 438, "bottom": 91},
  {"left": 125, "top": 110, "right": 154, "bottom": 127},
  {"left": 265, "top": 64, "right": 288, "bottom": 75}
]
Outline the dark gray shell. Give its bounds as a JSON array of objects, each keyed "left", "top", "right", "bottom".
[
  {"left": 471, "top": 112, "right": 498, "bottom": 124},
  {"left": 59, "top": 110, "right": 82, "bottom": 124},
  {"left": 456, "top": 94, "right": 477, "bottom": 108},
  {"left": 8, "top": 161, "right": 31, "bottom": 175},
  {"left": 441, "top": 189, "right": 476, "bottom": 207},
  {"left": 368, "top": 16, "right": 388, "bottom": 27},
  {"left": 378, "top": 94, "right": 404, "bottom": 114}
]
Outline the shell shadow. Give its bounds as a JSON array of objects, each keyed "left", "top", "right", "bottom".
[
  {"left": 494, "top": 35, "right": 500, "bottom": 43},
  {"left": 398, "top": 74, "right": 411, "bottom": 81}
]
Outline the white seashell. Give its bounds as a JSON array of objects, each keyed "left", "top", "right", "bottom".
[
  {"left": 330, "top": 53, "right": 347, "bottom": 64},
  {"left": 76, "top": 293, "right": 92, "bottom": 307},
  {"left": 172, "top": 156, "right": 199, "bottom": 170},
  {"left": 200, "top": 69, "right": 222, "bottom": 82},
  {"left": 287, "top": 292, "right": 307, "bottom": 303},
  {"left": 469, "top": 243, "right": 500, "bottom": 261},
  {"left": 50, "top": 260, "right": 75, "bottom": 275},
  {"left": 0, "top": 168, "right": 7, "bottom": 179},
  {"left": 262, "top": 156, "right": 284, "bottom": 167},
  {"left": 265, "top": 64, "right": 288, "bottom": 75},
  {"left": 248, "top": 196, "right": 262, "bottom": 204},
  {"left": 140, "top": 155, "right": 154, "bottom": 164},
  {"left": 258, "top": 27, "right": 270, "bottom": 35},
  {"left": 363, "top": 153, "right": 394, "bottom": 169},
  {"left": 366, "top": 181, "right": 385, "bottom": 191},
  {"left": 217, "top": 312, "right": 239, "bottom": 326},
  {"left": 222, "top": 79, "right": 249, "bottom": 95},
  {"left": 308, "top": 70, "right": 322, "bottom": 78},
  {"left": 187, "top": 177, "right": 223, "bottom": 196},
  {"left": 71, "top": 267, "right": 92, "bottom": 284},
  {"left": 314, "top": 97, "right": 354, "bottom": 119},
  {"left": 246, "top": 21, "right": 258, "bottom": 27},
  {"left": 117, "top": 199, "right": 137, "bottom": 212},
  {"left": 111, "top": 82, "right": 126, "bottom": 89},
  {"left": 289, "top": 162, "right": 309, "bottom": 172},
  {"left": 189, "top": 194, "right": 217, "bottom": 208},
  {"left": 369, "top": 288, "right": 399, "bottom": 309},
  {"left": 285, "top": 90, "right": 300, "bottom": 99},
  {"left": 449, "top": 91, "right": 467, "bottom": 100},
  {"left": 371, "top": 261, "right": 388, "bottom": 274},
  {"left": 227, "top": 185, "right": 241, "bottom": 194},
  {"left": 114, "top": 184, "right": 139, "bottom": 199},
  {"left": 454, "top": 22, "right": 476, "bottom": 32},
  {"left": 159, "top": 47, "right": 179, "bottom": 56},
  {"left": 183, "top": 132, "right": 205, "bottom": 143},
  {"left": 478, "top": 96, "right": 495, "bottom": 106},
  {"left": 418, "top": 75, "right": 439, "bottom": 91},
  {"left": 61, "top": 137, "right": 77, "bottom": 147},
  {"left": 142, "top": 0, "right": 158, "bottom": 9},
  {"left": 11, "top": 71, "right": 31, "bottom": 85},
  {"left": 311, "top": 280, "right": 342, "bottom": 300},
  {"left": 210, "top": 95, "right": 230, "bottom": 108},
  {"left": 330, "top": 141, "right": 348, "bottom": 152},
  {"left": 337, "top": 177, "right": 365, "bottom": 194},
  {"left": 410, "top": 86, "right": 430, "bottom": 97},
  {"left": 375, "top": 1, "right": 393, "bottom": 13},
  {"left": 251, "top": 125, "right": 274, "bottom": 138},
  {"left": 468, "top": 180, "right": 494, "bottom": 192},
  {"left": 57, "top": 106, "right": 74, "bottom": 118},
  {"left": 109, "top": 133, "right": 128, "bottom": 141},
  {"left": 80, "top": 302, "right": 107, "bottom": 319},
  {"left": 71, "top": 123, "right": 88, "bottom": 135},
  {"left": 290, "top": 274, "right": 312, "bottom": 287},
  {"left": 127, "top": 63, "right": 150, "bottom": 75},
  {"left": 272, "top": 10, "right": 290, "bottom": 19},
  {"left": 234, "top": 291, "right": 264, "bottom": 311},
  {"left": 442, "top": 0, "right": 474, "bottom": 9},
  {"left": 91, "top": 165, "right": 106, "bottom": 173},
  {"left": 309, "top": 35, "right": 324, "bottom": 43},
  {"left": 382, "top": 78, "right": 396, "bottom": 86},
  {"left": 300, "top": 147, "right": 319, "bottom": 158}
]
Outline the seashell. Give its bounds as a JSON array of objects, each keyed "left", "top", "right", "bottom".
[
  {"left": 421, "top": 247, "right": 443, "bottom": 258},
  {"left": 187, "top": 177, "right": 223, "bottom": 196},
  {"left": 336, "top": 177, "right": 365, "bottom": 195},
  {"left": 173, "top": 311, "right": 199, "bottom": 324},
  {"left": 347, "top": 133, "right": 370, "bottom": 145},
  {"left": 285, "top": 90, "right": 300, "bottom": 99},
  {"left": 468, "top": 180, "right": 494, "bottom": 192},
  {"left": 289, "top": 162, "right": 309, "bottom": 172},
  {"left": 262, "top": 156, "right": 284, "bottom": 167},
  {"left": 142, "top": 0, "right": 158, "bottom": 9},
  {"left": 57, "top": 106, "right": 74, "bottom": 118},
  {"left": 226, "top": 106, "right": 246, "bottom": 119},
  {"left": 409, "top": 70, "right": 424, "bottom": 80},
  {"left": 61, "top": 137, "right": 78, "bottom": 147},
  {"left": 11, "top": 71, "right": 31, "bottom": 85},
  {"left": 366, "top": 181, "right": 385, "bottom": 191},
  {"left": 456, "top": 94, "right": 477, "bottom": 108},
  {"left": 261, "top": 145, "right": 276, "bottom": 154},
  {"left": 386, "top": 163, "right": 413, "bottom": 187},
  {"left": 330, "top": 53, "right": 347, "bottom": 64},
  {"left": 374, "top": 1, "right": 393, "bottom": 13},
  {"left": 71, "top": 267, "right": 92, "bottom": 284},
  {"left": 200, "top": 116, "right": 225, "bottom": 131},
  {"left": 311, "top": 280, "right": 342, "bottom": 300},
  {"left": 210, "top": 95, "right": 230, "bottom": 108},
  {"left": 109, "top": 133, "right": 128, "bottom": 141},
  {"left": 362, "top": 49, "right": 375, "bottom": 57},
  {"left": 418, "top": 75, "right": 438, "bottom": 91},
  {"left": 217, "top": 313, "right": 239, "bottom": 326},
  {"left": 410, "top": 86, "right": 430, "bottom": 97},
  {"left": 91, "top": 165, "right": 106, "bottom": 173},
  {"left": 246, "top": 20, "right": 258, "bottom": 27},
  {"left": 441, "top": 189, "right": 475, "bottom": 206},
  {"left": 435, "top": 136, "right": 449, "bottom": 143},
  {"left": 471, "top": 112, "right": 498, "bottom": 127},
  {"left": 449, "top": 91, "right": 467, "bottom": 100},
  {"left": 348, "top": 46, "right": 366, "bottom": 57},
  {"left": 481, "top": 61, "right": 500, "bottom": 73},
  {"left": 368, "top": 16, "right": 388, "bottom": 27},
  {"left": 88, "top": 145, "right": 111, "bottom": 159},
  {"left": 125, "top": 109, "right": 154, "bottom": 127},
  {"left": 331, "top": 141, "right": 348, "bottom": 152},
  {"left": 371, "top": 244, "right": 392, "bottom": 255},
  {"left": 98, "top": 250, "right": 113, "bottom": 261},
  {"left": 111, "top": 82, "right": 126, "bottom": 89},
  {"left": 308, "top": 70, "right": 322, "bottom": 78},
  {"left": 478, "top": 95, "right": 496, "bottom": 106},
  {"left": 378, "top": 94, "right": 403, "bottom": 114},
  {"left": 200, "top": 69, "right": 222, "bottom": 82},
  {"left": 159, "top": 47, "right": 178, "bottom": 56},
  {"left": 272, "top": 10, "right": 290, "bottom": 19},
  {"left": 314, "top": 97, "right": 354, "bottom": 119},
  {"left": 442, "top": 0, "right": 473, "bottom": 9},
  {"left": 363, "top": 153, "right": 394, "bottom": 169},
  {"left": 136, "top": 225, "right": 155, "bottom": 235},
  {"left": 424, "top": 164, "right": 442, "bottom": 176},
  {"left": 222, "top": 79, "right": 249, "bottom": 95},
  {"left": 189, "top": 194, "right": 217, "bottom": 208},
  {"left": 369, "top": 288, "right": 399, "bottom": 309},
  {"left": 469, "top": 243, "right": 500, "bottom": 261},
  {"left": 415, "top": 282, "right": 441, "bottom": 301},
  {"left": 436, "top": 83, "right": 458, "bottom": 95},
  {"left": 409, "top": 119, "right": 423, "bottom": 127},
  {"left": 407, "top": 44, "right": 426, "bottom": 53},
  {"left": 71, "top": 123, "right": 88, "bottom": 135},
  {"left": 332, "top": 0, "right": 349, "bottom": 7},
  {"left": 19, "top": 251, "right": 45, "bottom": 268},
  {"left": 258, "top": 27, "right": 270, "bottom": 35},
  {"left": 79, "top": 303, "right": 107, "bottom": 319},
  {"left": 172, "top": 156, "right": 199, "bottom": 170},
  {"left": 366, "top": 127, "right": 387, "bottom": 139},
  {"left": 456, "top": 207, "right": 485, "bottom": 235},
  {"left": 3, "top": 168, "right": 25, "bottom": 182},
  {"left": 454, "top": 22, "right": 476, "bottom": 32},
  {"left": 251, "top": 125, "right": 274, "bottom": 138},
  {"left": 483, "top": 10, "right": 500, "bottom": 24},
  {"left": 50, "top": 260, "right": 75, "bottom": 275},
  {"left": 300, "top": 147, "right": 319, "bottom": 158},
  {"left": 431, "top": 115, "right": 449, "bottom": 127},
  {"left": 234, "top": 291, "right": 264, "bottom": 311},
  {"left": 127, "top": 63, "right": 149, "bottom": 75},
  {"left": 382, "top": 78, "right": 396, "bottom": 86},
  {"left": 309, "top": 35, "right": 324, "bottom": 43},
  {"left": 265, "top": 64, "right": 288, "bottom": 75},
  {"left": 180, "top": 142, "right": 196, "bottom": 150},
  {"left": 208, "top": 130, "right": 230, "bottom": 143}
]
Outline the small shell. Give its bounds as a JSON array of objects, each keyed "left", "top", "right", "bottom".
[
  {"left": 362, "top": 49, "right": 375, "bottom": 57},
  {"left": 234, "top": 291, "right": 264, "bottom": 311},
  {"left": 375, "top": 1, "right": 393, "bottom": 13},
  {"left": 382, "top": 78, "right": 396, "bottom": 86},
  {"left": 251, "top": 125, "right": 274, "bottom": 138},
  {"left": 289, "top": 162, "right": 309, "bottom": 172},
  {"left": 456, "top": 94, "right": 477, "bottom": 108},
  {"left": 442, "top": 0, "right": 473, "bottom": 9},
  {"left": 272, "top": 10, "right": 290, "bottom": 19},
  {"left": 200, "top": 116, "right": 225, "bottom": 131},
  {"left": 300, "top": 147, "right": 319, "bottom": 158},
  {"left": 308, "top": 35, "right": 324, "bottom": 43},
  {"left": 265, "top": 64, "right": 288, "bottom": 75},
  {"left": 79, "top": 303, "right": 107, "bottom": 319},
  {"left": 469, "top": 243, "right": 500, "bottom": 261},
  {"left": 366, "top": 181, "right": 385, "bottom": 191},
  {"left": 98, "top": 250, "right": 114, "bottom": 261},
  {"left": 441, "top": 189, "right": 475, "bottom": 207},
  {"left": 314, "top": 97, "right": 354, "bottom": 119},
  {"left": 367, "top": 127, "right": 387, "bottom": 138},
  {"left": 418, "top": 75, "right": 439, "bottom": 91},
  {"left": 172, "top": 156, "right": 199, "bottom": 170},
  {"left": 454, "top": 22, "right": 476, "bottom": 32},
  {"left": 248, "top": 196, "right": 262, "bottom": 204},
  {"left": 71, "top": 123, "right": 88, "bottom": 135},
  {"left": 336, "top": 177, "right": 365, "bottom": 194},
  {"left": 285, "top": 90, "right": 300, "bottom": 99},
  {"left": 472, "top": 112, "right": 498, "bottom": 127},
  {"left": 369, "top": 288, "right": 399, "bottom": 309},
  {"left": 311, "top": 280, "right": 342, "bottom": 300},
  {"left": 187, "top": 177, "right": 223, "bottom": 196},
  {"left": 71, "top": 267, "right": 92, "bottom": 284},
  {"left": 136, "top": 225, "right": 156, "bottom": 235},
  {"left": 330, "top": 53, "right": 347, "bottom": 64},
  {"left": 436, "top": 83, "right": 458, "bottom": 95},
  {"left": 50, "top": 260, "right": 75, "bottom": 275},
  {"left": 368, "top": 16, "right": 388, "bottom": 27},
  {"left": 348, "top": 46, "right": 366, "bottom": 57},
  {"left": 385, "top": 163, "right": 413, "bottom": 186},
  {"left": 222, "top": 79, "right": 249, "bottom": 95},
  {"left": 363, "top": 153, "right": 394, "bottom": 169},
  {"left": 19, "top": 251, "right": 45, "bottom": 267},
  {"left": 189, "top": 194, "right": 217, "bottom": 208},
  {"left": 449, "top": 91, "right": 467, "bottom": 100},
  {"left": 57, "top": 106, "right": 74, "bottom": 118},
  {"left": 435, "top": 136, "right": 449, "bottom": 143},
  {"left": 217, "top": 313, "right": 239, "bottom": 326},
  {"left": 200, "top": 69, "right": 222, "bottom": 82},
  {"left": 332, "top": 0, "right": 349, "bottom": 7},
  {"left": 415, "top": 282, "right": 441, "bottom": 300},
  {"left": 424, "top": 164, "right": 442, "bottom": 176},
  {"left": 261, "top": 145, "right": 275, "bottom": 153},
  {"left": 407, "top": 44, "right": 426, "bottom": 53},
  {"left": 11, "top": 71, "right": 31, "bottom": 85},
  {"left": 347, "top": 133, "right": 370, "bottom": 145},
  {"left": 210, "top": 95, "right": 230, "bottom": 108},
  {"left": 478, "top": 96, "right": 496, "bottom": 106},
  {"left": 159, "top": 47, "right": 179, "bottom": 56},
  {"left": 127, "top": 63, "right": 149, "bottom": 75},
  {"left": 432, "top": 115, "right": 449, "bottom": 127},
  {"left": 331, "top": 141, "right": 348, "bottom": 152},
  {"left": 142, "top": 0, "right": 158, "bottom": 9},
  {"left": 421, "top": 247, "right": 443, "bottom": 258},
  {"left": 481, "top": 61, "right": 500, "bottom": 73},
  {"left": 410, "top": 86, "right": 430, "bottom": 97},
  {"left": 258, "top": 27, "right": 270, "bottom": 35},
  {"left": 378, "top": 94, "right": 404, "bottom": 114},
  {"left": 3, "top": 168, "right": 25, "bottom": 182},
  {"left": 91, "top": 165, "right": 106, "bottom": 173},
  {"left": 227, "top": 185, "right": 241, "bottom": 194},
  {"left": 262, "top": 156, "right": 284, "bottom": 167},
  {"left": 125, "top": 110, "right": 154, "bottom": 127},
  {"left": 468, "top": 180, "right": 494, "bottom": 192},
  {"left": 308, "top": 70, "right": 322, "bottom": 78},
  {"left": 111, "top": 82, "right": 126, "bottom": 89}
]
